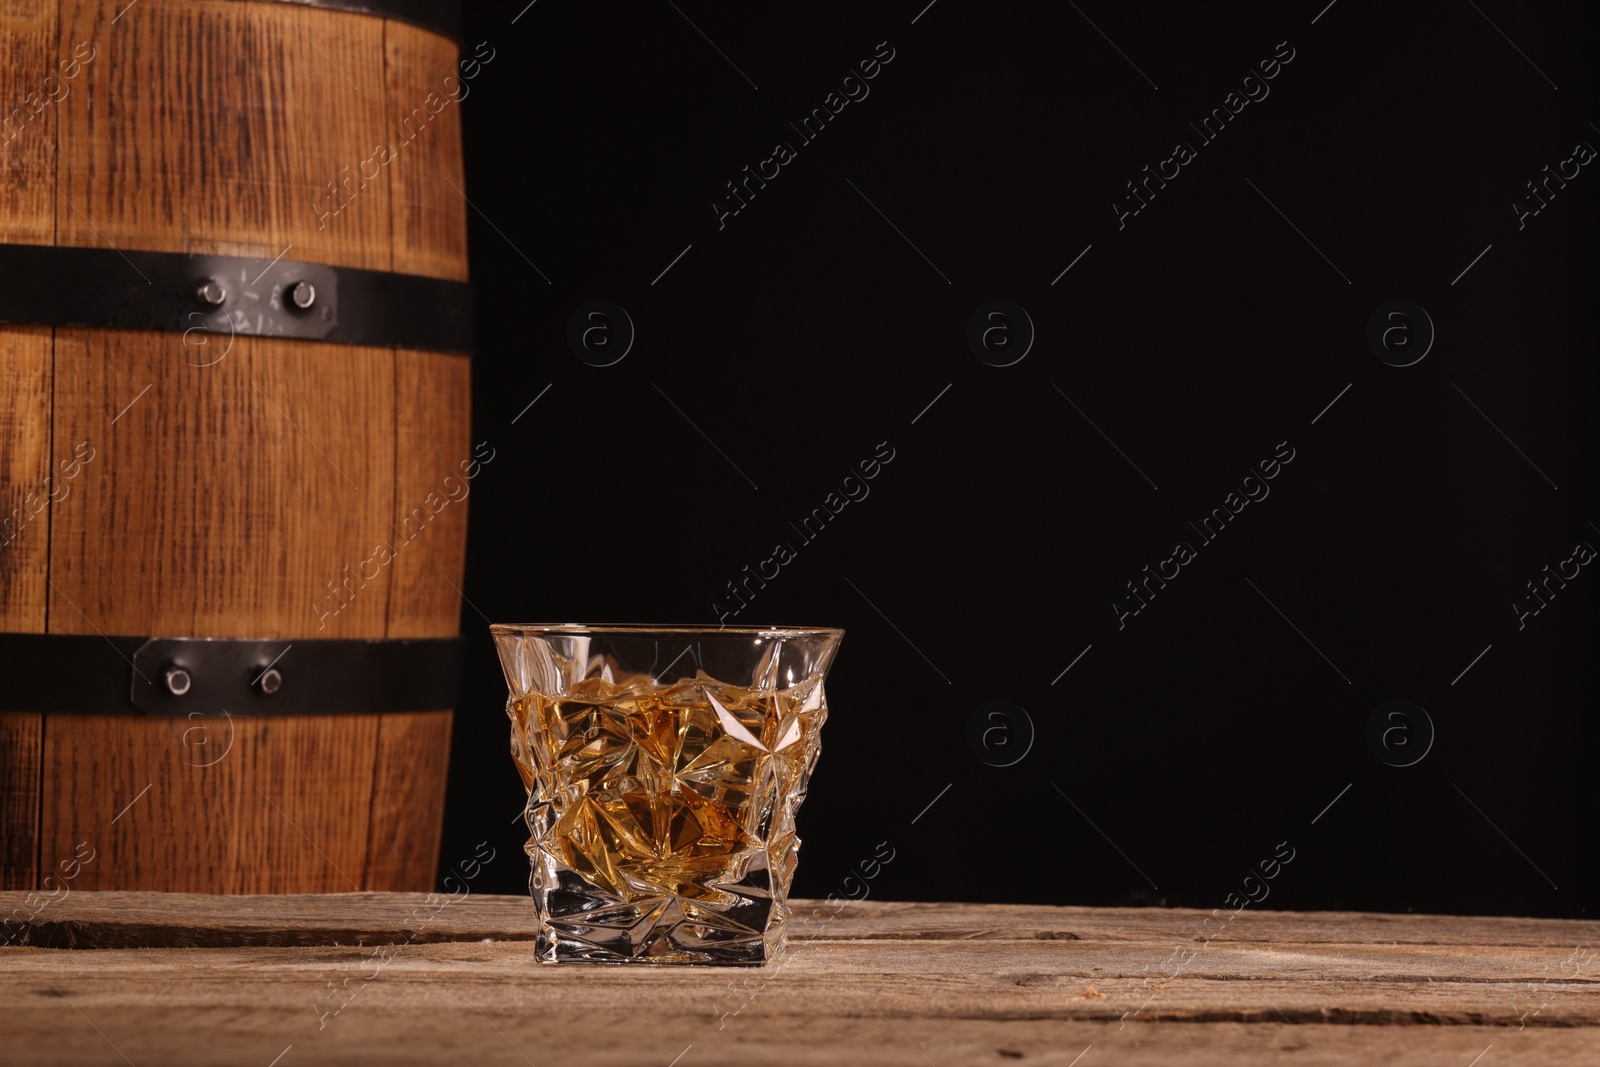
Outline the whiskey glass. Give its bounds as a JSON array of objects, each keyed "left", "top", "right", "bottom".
[{"left": 491, "top": 624, "right": 843, "bottom": 964}]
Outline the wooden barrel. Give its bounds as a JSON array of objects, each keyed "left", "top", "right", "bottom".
[{"left": 0, "top": 0, "right": 473, "bottom": 893}]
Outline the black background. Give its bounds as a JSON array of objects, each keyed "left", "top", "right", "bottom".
[{"left": 438, "top": 0, "right": 1596, "bottom": 920}]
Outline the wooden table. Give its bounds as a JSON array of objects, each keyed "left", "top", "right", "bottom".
[{"left": 3, "top": 893, "right": 1597, "bottom": 1065}]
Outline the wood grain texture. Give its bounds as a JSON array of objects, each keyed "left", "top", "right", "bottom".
[
  {"left": 35, "top": 716, "right": 219, "bottom": 893},
  {"left": 36, "top": 715, "right": 380, "bottom": 894},
  {"left": 0, "top": 0, "right": 59, "bottom": 246},
  {"left": 383, "top": 21, "right": 469, "bottom": 281},
  {"left": 362, "top": 349, "right": 471, "bottom": 890},
  {"left": 0, "top": 713, "right": 42, "bottom": 890},
  {"left": 361, "top": 711, "right": 453, "bottom": 892},
  {"left": 386, "top": 350, "right": 471, "bottom": 640},
  {"left": 47, "top": 330, "right": 397, "bottom": 638},
  {"left": 223, "top": 716, "right": 379, "bottom": 894},
  {"left": 0, "top": 325, "right": 53, "bottom": 891},
  {"left": 1, "top": 897, "right": 1597, "bottom": 1065},
  {"left": 0, "top": 0, "right": 62, "bottom": 897},
  {"left": 0, "top": 325, "right": 53, "bottom": 630},
  {"left": 57, "top": 0, "right": 392, "bottom": 266}
]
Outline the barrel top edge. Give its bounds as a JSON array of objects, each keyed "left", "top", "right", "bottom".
[{"left": 245, "top": 0, "right": 465, "bottom": 47}]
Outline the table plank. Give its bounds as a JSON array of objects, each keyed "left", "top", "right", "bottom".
[
  {"left": 5, "top": 890, "right": 1595, "bottom": 949},
  {"left": 2, "top": 894, "right": 1597, "bottom": 1066}
]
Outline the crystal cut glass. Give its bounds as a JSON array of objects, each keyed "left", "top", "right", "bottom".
[{"left": 491, "top": 624, "right": 843, "bottom": 965}]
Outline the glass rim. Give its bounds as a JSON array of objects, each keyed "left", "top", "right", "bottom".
[{"left": 489, "top": 623, "right": 844, "bottom": 637}]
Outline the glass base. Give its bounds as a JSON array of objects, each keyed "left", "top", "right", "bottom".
[
  {"left": 535, "top": 932, "right": 781, "bottom": 966},
  {"left": 532, "top": 872, "right": 788, "bottom": 965}
]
